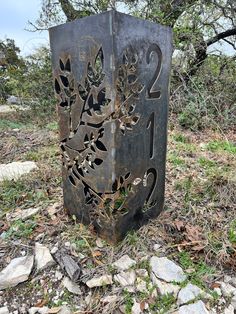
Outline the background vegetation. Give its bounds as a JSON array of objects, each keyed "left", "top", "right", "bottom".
[
  {"left": 0, "top": 0, "right": 235, "bottom": 130},
  {"left": 0, "top": 2, "right": 235, "bottom": 309}
]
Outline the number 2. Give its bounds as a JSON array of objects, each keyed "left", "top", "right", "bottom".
[{"left": 146, "top": 43, "right": 162, "bottom": 99}]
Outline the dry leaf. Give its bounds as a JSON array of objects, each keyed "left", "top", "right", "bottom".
[
  {"left": 34, "top": 299, "right": 47, "bottom": 307},
  {"left": 92, "top": 250, "right": 102, "bottom": 257},
  {"left": 94, "top": 258, "right": 104, "bottom": 266},
  {"left": 140, "top": 301, "right": 146, "bottom": 311},
  {"left": 211, "top": 282, "right": 221, "bottom": 289},
  {"left": 173, "top": 219, "right": 185, "bottom": 231},
  {"left": 48, "top": 307, "right": 61, "bottom": 313}
]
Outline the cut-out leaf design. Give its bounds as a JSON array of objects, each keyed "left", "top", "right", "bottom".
[
  {"left": 69, "top": 79, "right": 75, "bottom": 91},
  {"left": 84, "top": 134, "right": 89, "bottom": 144},
  {"left": 112, "top": 179, "right": 118, "bottom": 192},
  {"left": 55, "top": 79, "right": 61, "bottom": 94},
  {"left": 125, "top": 172, "right": 131, "bottom": 180},
  {"left": 69, "top": 175, "right": 76, "bottom": 186},
  {"left": 87, "top": 47, "right": 105, "bottom": 87},
  {"left": 77, "top": 167, "right": 84, "bottom": 177},
  {"left": 131, "top": 115, "right": 140, "bottom": 125},
  {"left": 95, "top": 48, "right": 103, "bottom": 73},
  {"left": 94, "top": 158, "right": 103, "bottom": 166},
  {"left": 65, "top": 59, "right": 71, "bottom": 72},
  {"left": 60, "top": 75, "right": 69, "bottom": 87},
  {"left": 59, "top": 100, "right": 69, "bottom": 107},
  {"left": 59, "top": 59, "right": 64, "bottom": 71},
  {"left": 95, "top": 140, "right": 107, "bottom": 151},
  {"left": 78, "top": 83, "right": 89, "bottom": 100},
  {"left": 128, "top": 74, "right": 137, "bottom": 84}
]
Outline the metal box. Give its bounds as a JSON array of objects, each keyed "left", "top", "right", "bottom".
[{"left": 49, "top": 10, "right": 172, "bottom": 242}]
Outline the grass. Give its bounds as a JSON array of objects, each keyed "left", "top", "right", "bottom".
[
  {"left": 172, "top": 133, "right": 189, "bottom": 143},
  {"left": 149, "top": 293, "right": 176, "bottom": 313},
  {"left": 0, "top": 111, "right": 235, "bottom": 310},
  {"left": 175, "top": 141, "right": 197, "bottom": 153},
  {"left": 0, "top": 118, "right": 28, "bottom": 130},
  {"left": 5, "top": 219, "right": 37, "bottom": 239},
  {"left": 206, "top": 140, "right": 236, "bottom": 155},
  {"left": 178, "top": 251, "right": 215, "bottom": 289},
  {"left": 229, "top": 220, "right": 236, "bottom": 244},
  {"left": 23, "top": 145, "right": 59, "bottom": 162},
  {"left": 125, "top": 231, "right": 139, "bottom": 245},
  {"left": 123, "top": 290, "right": 134, "bottom": 314},
  {"left": 0, "top": 179, "right": 48, "bottom": 217},
  {"left": 168, "top": 152, "right": 186, "bottom": 167},
  {"left": 46, "top": 121, "right": 58, "bottom": 131},
  {"left": 198, "top": 157, "right": 217, "bottom": 169}
]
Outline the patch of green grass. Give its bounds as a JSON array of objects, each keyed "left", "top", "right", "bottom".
[
  {"left": 47, "top": 289, "right": 75, "bottom": 309},
  {"left": 229, "top": 220, "right": 236, "bottom": 244},
  {"left": 0, "top": 118, "right": 28, "bottom": 130},
  {"left": 206, "top": 140, "right": 236, "bottom": 155},
  {"left": 24, "top": 145, "right": 58, "bottom": 162},
  {"left": 175, "top": 141, "right": 197, "bottom": 153},
  {"left": 46, "top": 121, "right": 58, "bottom": 131},
  {"left": 198, "top": 157, "right": 217, "bottom": 169},
  {"left": 172, "top": 133, "right": 189, "bottom": 143},
  {"left": 175, "top": 177, "right": 194, "bottom": 205},
  {"left": 168, "top": 152, "right": 186, "bottom": 167},
  {"left": 149, "top": 293, "right": 176, "bottom": 313},
  {"left": 0, "top": 179, "right": 48, "bottom": 217},
  {"left": 124, "top": 231, "right": 139, "bottom": 246},
  {"left": 5, "top": 219, "right": 37, "bottom": 239},
  {"left": 74, "top": 238, "right": 88, "bottom": 251},
  {"left": 178, "top": 251, "right": 215, "bottom": 288},
  {"left": 204, "top": 163, "right": 232, "bottom": 186},
  {"left": 136, "top": 259, "right": 150, "bottom": 273},
  {"left": 123, "top": 290, "right": 134, "bottom": 314}
]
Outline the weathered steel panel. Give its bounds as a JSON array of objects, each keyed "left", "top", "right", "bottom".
[{"left": 49, "top": 10, "right": 172, "bottom": 242}]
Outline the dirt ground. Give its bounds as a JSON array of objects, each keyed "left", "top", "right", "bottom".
[{"left": 0, "top": 110, "right": 235, "bottom": 312}]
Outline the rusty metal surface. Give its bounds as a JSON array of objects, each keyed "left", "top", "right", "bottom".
[{"left": 49, "top": 11, "right": 172, "bottom": 242}]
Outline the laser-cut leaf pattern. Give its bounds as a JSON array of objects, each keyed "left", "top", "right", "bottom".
[{"left": 53, "top": 46, "right": 146, "bottom": 221}]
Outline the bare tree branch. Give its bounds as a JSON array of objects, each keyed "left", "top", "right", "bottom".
[
  {"left": 58, "top": 0, "right": 92, "bottom": 21},
  {"left": 207, "top": 27, "right": 236, "bottom": 46}
]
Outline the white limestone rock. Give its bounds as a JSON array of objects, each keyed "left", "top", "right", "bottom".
[
  {"left": 224, "top": 305, "right": 234, "bottom": 314},
  {"left": 177, "top": 283, "right": 210, "bottom": 305},
  {"left": 135, "top": 269, "right": 148, "bottom": 278},
  {"left": 0, "top": 161, "right": 38, "bottom": 182},
  {"left": 58, "top": 306, "right": 71, "bottom": 314},
  {"left": 0, "top": 307, "right": 9, "bottom": 314},
  {"left": 220, "top": 282, "right": 236, "bottom": 298},
  {"left": 35, "top": 243, "right": 55, "bottom": 272},
  {"left": 0, "top": 255, "right": 34, "bottom": 290},
  {"left": 150, "top": 256, "right": 186, "bottom": 283},
  {"left": 229, "top": 277, "right": 236, "bottom": 287},
  {"left": 178, "top": 300, "right": 209, "bottom": 314},
  {"left": 151, "top": 273, "right": 180, "bottom": 297},
  {"left": 114, "top": 270, "right": 136, "bottom": 292},
  {"left": 28, "top": 307, "right": 49, "bottom": 314},
  {"left": 9, "top": 207, "right": 41, "bottom": 221},
  {"left": 86, "top": 275, "right": 113, "bottom": 288},
  {"left": 153, "top": 243, "right": 162, "bottom": 251},
  {"left": 131, "top": 300, "right": 141, "bottom": 314},
  {"left": 136, "top": 278, "right": 148, "bottom": 293},
  {"left": 112, "top": 255, "right": 136, "bottom": 271},
  {"left": 231, "top": 295, "right": 236, "bottom": 310},
  {"left": 62, "top": 277, "right": 82, "bottom": 295},
  {"left": 55, "top": 270, "right": 63, "bottom": 281},
  {"left": 213, "top": 287, "right": 222, "bottom": 297},
  {"left": 101, "top": 295, "right": 119, "bottom": 304}
]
